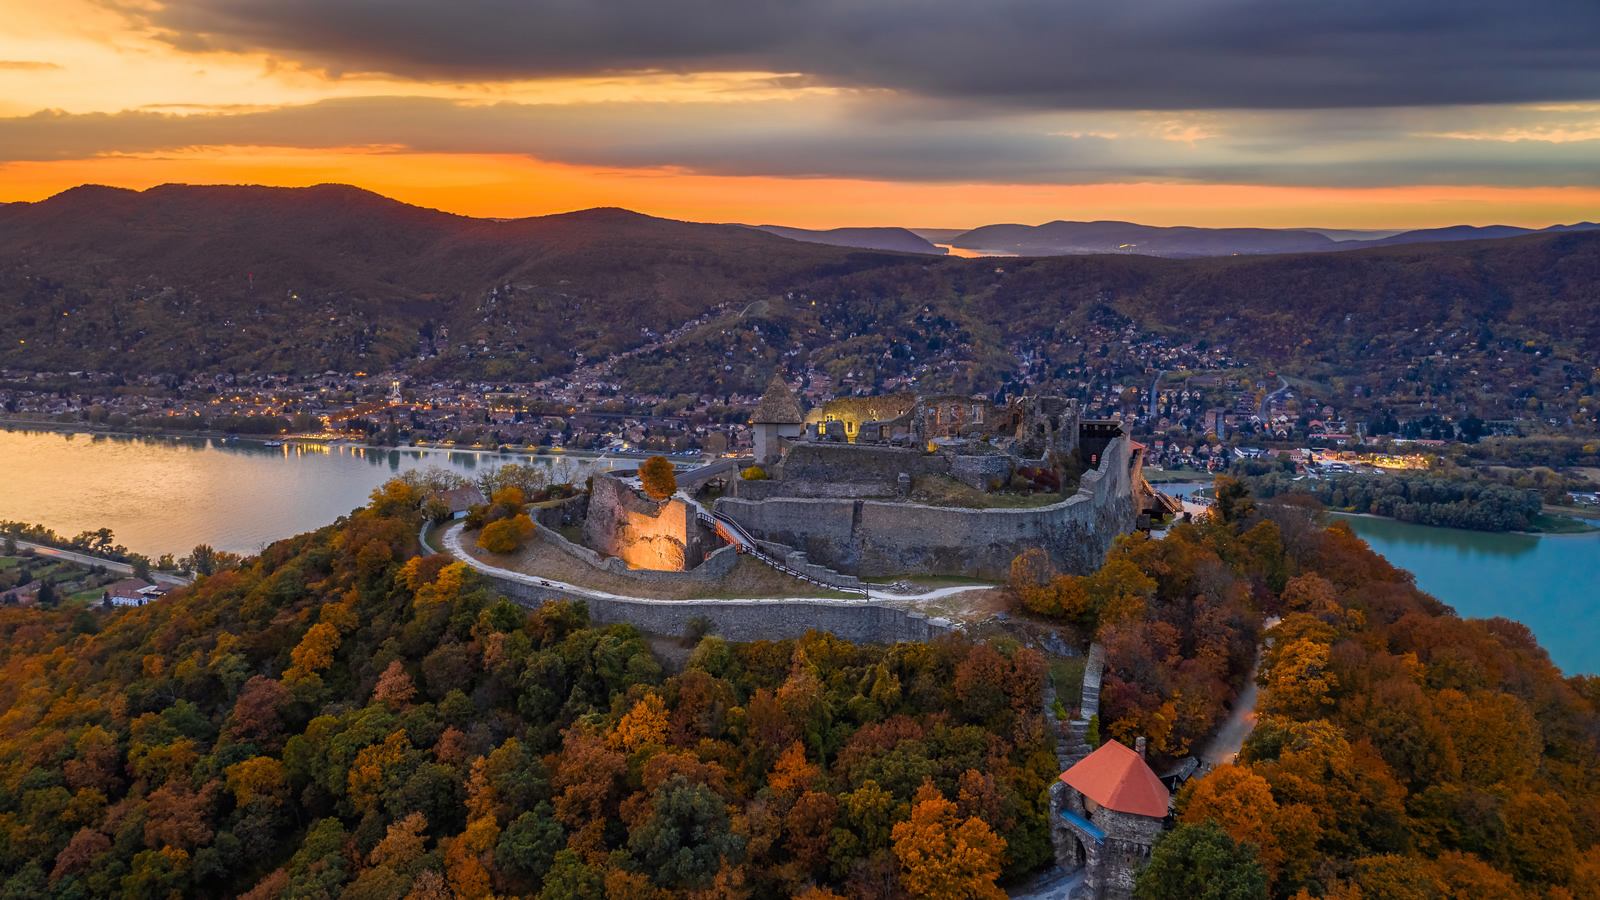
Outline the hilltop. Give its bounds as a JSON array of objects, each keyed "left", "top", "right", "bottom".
[{"left": 747, "top": 224, "right": 944, "bottom": 255}]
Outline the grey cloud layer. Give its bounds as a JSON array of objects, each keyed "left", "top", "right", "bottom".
[
  {"left": 5, "top": 97, "right": 1599, "bottom": 186},
  {"left": 132, "top": 0, "right": 1600, "bottom": 109}
]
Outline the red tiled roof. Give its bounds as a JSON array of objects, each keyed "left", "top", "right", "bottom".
[{"left": 1059, "top": 740, "right": 1169, "bottom": 818}]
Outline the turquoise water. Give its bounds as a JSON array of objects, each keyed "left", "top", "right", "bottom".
[{"left": 1336, "top": 514, "right": 1599, "bottom": 675}]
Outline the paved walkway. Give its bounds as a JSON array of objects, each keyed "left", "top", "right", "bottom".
[
  {"left": 1197, "top": 616, "right": 1278, "bottom": 766},
  {"left": 439, "top": 522, "right": 991, "bottom": 606},
  {"left": 17, "top": 541, "right": 194, "bottom": 587}
]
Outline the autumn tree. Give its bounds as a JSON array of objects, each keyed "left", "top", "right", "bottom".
[
  {"left": 639, "top": 456, "right": 677, "bottom": 501},
  {"left": 477, "top": 513, "right": 536, "bottom": 554},
  {"left": 373, "top": 660, "right": 418, "bottom": 709},
  {"left": 890, "top": 781, "right": 1007, "bottom": 900}
]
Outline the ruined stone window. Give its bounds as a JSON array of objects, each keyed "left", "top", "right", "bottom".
[{"left": 974, "top": 406, "right": 984, "bottom": 423}]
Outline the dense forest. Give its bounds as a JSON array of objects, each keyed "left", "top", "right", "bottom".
[
  {"left": 0, "top": 481, "right": 1056, "bottom": 900},
  {"left": 1226, "top": 459, "right": 1546, "bottom": 532},
  {"left": 1018, "top": 480, "right": 1598, "bottom": 899},
  {"left": 0, "top": 475, "right": 1594, "bottom": 899}
]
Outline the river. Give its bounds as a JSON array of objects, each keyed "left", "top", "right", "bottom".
[
  {"left": 1336, "top": 515, "right": 1598, "bottom": 675},
  {"left": 1154, "top": 481, "right": 1598, "bottom": 674},
  {"left": 0, "top": 429, "right": 606, "bottom": 561}
]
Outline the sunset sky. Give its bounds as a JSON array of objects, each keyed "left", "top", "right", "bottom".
[{"left": 3, "top": 0, "right": 1599, "bottom": 229}]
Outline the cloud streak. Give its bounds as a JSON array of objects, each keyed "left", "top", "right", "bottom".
[
  {"left": 121, "top": 0, "right": 1600, "bottom": 109},
  {"left": 4, "top": 97, "right": 1599, "bottom": 187}
]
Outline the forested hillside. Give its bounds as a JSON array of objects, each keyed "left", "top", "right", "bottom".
[
  {"left": 1016, "top": 482, "right": 1599, "bottom": 900},
  {"left": 0, "top": 471, "right": 1594, "bottom": 898},
  {"left": 0, "top": 480, "right": 1057, "bottom": 900},
  {"left": 3, "top": 185, "right": 1599, "bottom": 405}
]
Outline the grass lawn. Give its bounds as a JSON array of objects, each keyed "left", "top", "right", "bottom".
[
  {"left": 1051, "top": 657, "right": 1088, "bottom": 708},
  {"left": 1528, "top": 514, "right": 1600, "bottom": 534},
  {"left": 421, "top": 521, "right": 455, "bottom": 554},
  {"left": 1143, "top": 468, "right": 1214, "bottom": 484},
  {"left": 908, "top": 474, "right": 1065, "bottom": 509}
]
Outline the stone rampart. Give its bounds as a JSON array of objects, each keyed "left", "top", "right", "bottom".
[
  {"left": 716, "top": 435, "right": 1136, "bottom": 579},
  {"left": 483, "top": 574, "right": 958, "bottom": 644}
]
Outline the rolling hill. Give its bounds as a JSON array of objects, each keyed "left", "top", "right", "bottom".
[
  {"left": 746, "top": 224, "right": 944, "bottom": 254},
  {"left": 943, "top": 219, "right": 1600, "bottom": 258},
  {"left": 2, "top": 183, "right": 1598, "bottom": 405}
]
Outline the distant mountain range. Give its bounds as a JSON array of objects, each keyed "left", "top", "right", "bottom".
[{"left": 888, "top": 220, "right": 1600, "bottom": 259}]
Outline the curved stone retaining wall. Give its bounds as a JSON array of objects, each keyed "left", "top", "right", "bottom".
[{"left": 483, "top": 573, "right": 958, "bottom": 644}]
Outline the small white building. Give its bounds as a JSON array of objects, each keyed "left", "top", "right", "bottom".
[{"left": 106, "top": 579, "right": 166, "bottom": 607}]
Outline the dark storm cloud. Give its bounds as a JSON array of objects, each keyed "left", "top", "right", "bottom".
[
  {"left": 5, "top": 97, "right": 1600, "bottom": 187},
  {"left": 128, "top": 0, "right": 1600, "bottom": 109}
]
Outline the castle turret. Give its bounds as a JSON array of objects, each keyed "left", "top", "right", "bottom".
[{"left": 751, "top": 373, "right": 805, "bottom": 463}]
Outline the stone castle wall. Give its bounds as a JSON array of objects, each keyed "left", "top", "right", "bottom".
[
  {"left": 737, "top": 442, "right": 951, "bottom": 499},
  {"left": 483, "top": 573, "right": 958, "bottom": 644},
  {"left": 583, "top": 473, "right": 720, "bottom": 571},
  {"left": 717, "top": 434, "right": 1136, "bottom": 579}
]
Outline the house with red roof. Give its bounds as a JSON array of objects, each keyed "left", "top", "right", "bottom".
[{"left": 1051, "top": 739, "right": 1170, "bottom": 900}]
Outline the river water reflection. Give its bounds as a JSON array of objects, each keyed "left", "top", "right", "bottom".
[{"left": 0, "top": 429, "right": 601, "bottom": 561}]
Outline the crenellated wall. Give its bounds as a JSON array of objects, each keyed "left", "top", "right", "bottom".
[{"left": 717, "top": 434, "right": 1137, "bottom": 579}]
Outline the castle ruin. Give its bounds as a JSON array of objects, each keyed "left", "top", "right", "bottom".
[{"left": 585, "top": 375, "right": 1147, "bottom": 581}]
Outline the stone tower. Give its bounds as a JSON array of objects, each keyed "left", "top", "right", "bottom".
[
  {"left": 1051, "top": 740, "right": 1169, "bottom": 900},
  {"left": 751, "top": 373, "right": 805, "bottom": 464}
]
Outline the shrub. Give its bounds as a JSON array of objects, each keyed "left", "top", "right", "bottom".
[
  {"left": 740, "top": 466, "right": 768, "bottom": 481},
  {"left": 478, "top": 514, "right": 536, "bottom": 554}
]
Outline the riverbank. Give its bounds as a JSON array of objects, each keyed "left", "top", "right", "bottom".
[{"left": 0, "top": 418, "right": 691, "bottom": 463}]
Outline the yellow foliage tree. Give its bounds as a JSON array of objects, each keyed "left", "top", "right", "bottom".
[
  {"left": 1178, "top": 763, "right": 1319, "bottom": 886},
  {"left": 477, "top": 514, "right": 535, "bottom": 554},
  {"left": 445, "top": 816, "right": 500, "bottom": 900},
  {"left": 349, "top": 731, "right": 415, "bottom": 814},
  {"left": 225, "top": 756, "right": 288, "bottom": 808},
  {"left": 285, "top": 623, "right": 341, "bottom": 683},
  {"left": 1261, "top": 639, "right": 1339, "bottom": 718},
  {"left": 490, "top": 485, "right": 526, "bottom": 509},
  {"left": 371, "top": 811, "right": 429, "bottom": 870},
  {"left": 891, "top": 781, "right": 1006, "bottom": 900},
  {"left": 612, "top": 694, "right": 670, "bottom": 753}
]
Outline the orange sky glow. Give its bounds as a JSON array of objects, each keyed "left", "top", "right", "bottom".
[
  {"left": 3, "top": 0, "right": 1598, "bottom": 229},
  {"left": 6, "top": 148, "right": 1600, "bottom": 230}
]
